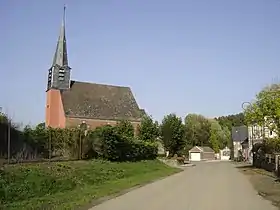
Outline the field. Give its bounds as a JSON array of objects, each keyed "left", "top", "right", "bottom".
[{"left": 0, "top": 159, "right": 181, "bottom": 210}]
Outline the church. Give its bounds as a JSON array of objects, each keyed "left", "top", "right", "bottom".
[{"left": 45, "top": 8, "right": 144, "bottom": 130}]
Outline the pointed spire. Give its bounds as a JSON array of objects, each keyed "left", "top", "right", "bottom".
[{"left": 52, "top": 5, "right": 69, "bottom": 67}]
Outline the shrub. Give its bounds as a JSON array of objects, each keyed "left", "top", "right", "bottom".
[
  {"left": 137, "top": 115, "right": 159, "bottom": 142},
  {"left": 160, "top": 114, "right": 186, "bottom": 156},
  {"left": 116, "top": 120, "right": 135, "bottom": 138},
  {"left": 88, "top": 125, "right": 158, "bottom": 162},
  {"left": 129, "top": 140, "right": 158, "bottom": 161},
  {"left": 4, "top": 120, "right": 157, "bottom": 162}
]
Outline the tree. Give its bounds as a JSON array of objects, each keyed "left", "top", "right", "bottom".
[
  {"left": 185, "top": 114, "right": 211, "bottom": 147},
  {"left": 215, "top": 113, "right": 244, "bottom": 132},
  {"left": 209, "top": 125, "right": 220, "bottom": 153},
  {"left": 137, "top": 115, "right": 159, "bottom": 141},
  {"left": 244, "top": 84, "right": 280, "bottom": 136},
  {"left": 208, "top": 119, "right": 227, "bottom": 152},
  {"left": 36, "top": 122, "right": 46, "bottom": 129},
  {"left": 0, "top": 112, "right": 8, "bottom": 123},
  {"left": 160, "top": 114, "right": 186, "bottom": 156},
  {"left": 221, "top": 126, "right": 231, "bottom": 148},
  {"left": 116, "top": 120, "right": 134, "bottom": 138}
]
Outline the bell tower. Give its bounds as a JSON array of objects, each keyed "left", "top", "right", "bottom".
[
  {"left": 45, "top": 6, "right": 70, "bottom": 128},
  {"left": 47, "top": 5, "right": 71, "bottom": 90}
]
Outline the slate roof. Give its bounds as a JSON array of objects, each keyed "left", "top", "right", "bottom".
[
  {"left": 199, "top": 146, "right": 215, "bottom": 153},
  {"left": 232, "top": 125, "right": 248, "bottom": 142},
  {"left": 61, "top": 80, "right": 142, "bottom": 121},
  {"left": 139, "top": 109, "right": 147, "bottom": 117}
]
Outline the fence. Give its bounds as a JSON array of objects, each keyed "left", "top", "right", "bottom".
[
  {"left": 253, "top": 153, "right": 280, "bottom": 177},
  {"left": 0, "top": 121, "right": 91, "bottom": 165}
]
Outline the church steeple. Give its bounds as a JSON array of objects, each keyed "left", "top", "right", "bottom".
[
  {"left": 47, "top": 5, "right": 71, "bottom": 91},
  {"left": 52, "top": 5, "right": 68, "bottom": 67}
]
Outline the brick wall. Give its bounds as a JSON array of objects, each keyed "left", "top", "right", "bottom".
[{"left": 66, "top": 117, "right": 140, "bottom": 134}]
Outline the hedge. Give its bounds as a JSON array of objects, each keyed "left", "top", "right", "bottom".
[
  {"left": 88, "top": 125, "right": 158, "bottom": 161},
  {"left": 1, "top": 120, "right": 158, "bottom": 162}
]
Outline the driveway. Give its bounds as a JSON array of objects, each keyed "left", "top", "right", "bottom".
[{"left": 89, "top": 162, "right": 277, "bottom": 210}]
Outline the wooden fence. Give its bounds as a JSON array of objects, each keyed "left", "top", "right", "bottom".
[{"left": 253, "top": 153, "right": 280, "bottom": 177}]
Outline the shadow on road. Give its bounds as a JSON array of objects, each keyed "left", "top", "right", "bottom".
[
  {"left": 237, "top": 164, "right": 280, "bottom": 208},
  {"left": 235, "top": 165, "right": 254, "bottom": 169}
]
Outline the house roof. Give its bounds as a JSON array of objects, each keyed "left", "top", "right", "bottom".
[
  {"left": 199, "top": 146, "right": 215, "bottom": 153},
  {"left": 189, "top": 146, "right": 202, "bottom": 153},
  {"left": 232, "top": 125, "right": 248, "bottom": 142},
  {"left": 61, "top": 80, "right": 142, "bottom": 121},
  {"left": 189, "top": 146, "right": 215, "bottom": 153}
]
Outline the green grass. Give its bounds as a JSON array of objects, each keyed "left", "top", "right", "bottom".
[{"left": 0, "top": 159, "right": 181, "bottom": 210}]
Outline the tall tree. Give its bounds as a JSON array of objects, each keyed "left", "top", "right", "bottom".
[
  {"left": 185, "top": 114, "right": 211, "bottom": 147},
  {"left": 116, "top": 120, "right": 134, "bottom": 138},
  {"left": 137, "top": 115, "right": 159, "bottom": 142},
  {"left": 209, "top": 120, "right": 221, "bottom": 153},
  {"left": 221, "top": 126, "right": 231, "bottom": 148},
  {"left": 215, "top": 113, "right": 245, "bottom": 131},
  {"left": 160, "top": 114, "right": 186, "bottom": 156},
  {"left": 244, "top": 83, "right": 280, "bottom": 136},
  {"left": 208, "top": 119, "right": 230, "bottom": 152}
]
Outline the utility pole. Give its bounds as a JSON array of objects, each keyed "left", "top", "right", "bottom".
[
  {"left": 49, "top": 130, "right": 52, "bottom": 161},
  {"left": 79, "top": 130, "right": 82, "bottom": 160},
  {"left": 7, "top": 119, "right": 11, "bottom": 164}
]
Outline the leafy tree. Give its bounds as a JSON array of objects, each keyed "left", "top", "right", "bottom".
[
  {"left": 215, "top": 113, "right": 245, "bottom": 131},
  {"left": 185, "top": 114, "right": 211, "bottom": 147},
  {"left": 208, "top": 119, "right": 226, "bottom": 152},
  {"left": 221, "top": 126, "right": 231, "bottom": 148},
  {"left": 116, "top": 120, "right": 134, "bottom": 138},
  {"left": 209, "top": 124, "right": 220, "bottom": 153},
  {"left": 137, "top": 115, "right": 159, "bottom": 142},
  {"left": 160, "top": 114, "right": 186, "bottom": 156},
  {"left": 244, "top": 84, "right": 280, "bottom": 135},
  {"left": 0, "top": 113, "right": 8, "bottom": 123}
]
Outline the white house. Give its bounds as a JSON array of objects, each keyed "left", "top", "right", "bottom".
[
  {"left": 232, "top": 124, "right": 277, "bottom": 163},
  {"left": 247, "top": 124, "right": 277, "bottom": 163}
]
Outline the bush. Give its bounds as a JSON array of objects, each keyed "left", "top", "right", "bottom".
[
  {"left": 160, "top": 114, "right": 186, "bottom": 156},
  {"left": 4, "top": 119, "right": 157, "bottom": 163},
  {"left": 130, "top": 140, "right": 158, "bottom": 161},
  {"left": 88, "top": 125, "right": 158, "bottom": 162},
  {"left": 116, "top": 120, "right": 135, "bottom": 138},
  {"left": 137, "top": 115, "right": 159, "bottom": 142}
]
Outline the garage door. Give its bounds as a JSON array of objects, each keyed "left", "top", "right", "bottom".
[{"left": 190, "top": 152, "right": 201, "bottom": 161}]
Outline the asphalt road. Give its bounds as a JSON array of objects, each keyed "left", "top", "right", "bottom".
[{"left": 89, "top": 161, "right": 277, "bottom": 210}]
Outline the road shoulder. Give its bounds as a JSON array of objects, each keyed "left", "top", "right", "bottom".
[{"left": 236, "top": 164, "right": 280, "bottom": 208}]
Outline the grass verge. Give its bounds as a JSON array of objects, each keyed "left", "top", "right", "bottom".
[
  {"left": 0, "top": 159, "right": 181, "bottom": 210},
  {"left": 237, "top": 165, "right": 280, "bottom": 208}
]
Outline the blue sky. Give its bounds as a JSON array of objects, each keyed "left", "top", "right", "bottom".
[{"left": 1, "top": 0, "right": 280, "bottom": 125}]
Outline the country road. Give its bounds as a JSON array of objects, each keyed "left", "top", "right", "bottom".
[{"left": 89, "top": 162, "right": 277, "bottom": 210}]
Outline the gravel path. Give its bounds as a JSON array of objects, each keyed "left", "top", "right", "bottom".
[{"left": 89, "top": 161, "right": 277, "bottom": 210}]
